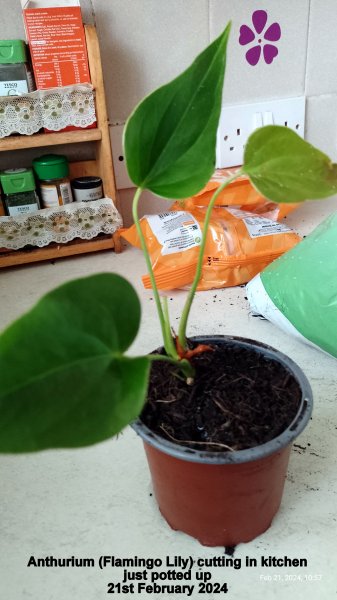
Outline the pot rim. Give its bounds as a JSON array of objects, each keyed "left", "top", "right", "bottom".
[{"left": 132, "top": 335, "right": 313, "bottom": 465}]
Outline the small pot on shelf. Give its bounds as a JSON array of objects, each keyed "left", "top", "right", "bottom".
[{"left": 132, "top": 335, "right": 313, "bottom": 547}]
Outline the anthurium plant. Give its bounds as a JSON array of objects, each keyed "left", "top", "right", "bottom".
[{"left": 0, "top": 23, "right": 336, "bottom": 453}]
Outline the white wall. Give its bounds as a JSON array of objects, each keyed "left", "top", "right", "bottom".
[{"left": 1, "top": 0, "right": 336, "bottom": 225}]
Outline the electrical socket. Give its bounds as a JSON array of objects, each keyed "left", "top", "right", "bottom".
[{"left": 216, "top": 96, "right": 306, "bottom": 169}]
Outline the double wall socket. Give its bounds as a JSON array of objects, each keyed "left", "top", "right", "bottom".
[
  {"left": 111, "top": 96, "right": 306, "bottom": 189},
  {"left": 216, "top": 96, "right": 306, "bottom": 169}
]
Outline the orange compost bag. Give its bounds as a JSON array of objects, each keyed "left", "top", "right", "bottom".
[{"left": 121, "top": 171, "right": 301, "bottom": 291}]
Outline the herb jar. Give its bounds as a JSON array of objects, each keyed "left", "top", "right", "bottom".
[
  {"left": 0, "top": 39, "right": 35, "bottom": 96},
  {"left": 71, "top": 176, "right": 103, "bottom": 202},
  {"left": 33, "top": 154, "right": 73, "bottom": 208},
  {"left": 0, "top": 168, "right": 40, "bottom": 216}
]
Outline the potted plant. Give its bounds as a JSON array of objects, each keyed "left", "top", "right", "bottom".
[{"left": 0, "top": 23, "right": 336, "bottom": 546}]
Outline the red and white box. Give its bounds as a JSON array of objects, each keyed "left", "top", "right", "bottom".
[
  {"left": 21, "top": 0, "right": 90, "bottom": 89},
  {"left": 21, "top": 0, "right": 95, "bottom": 130}
]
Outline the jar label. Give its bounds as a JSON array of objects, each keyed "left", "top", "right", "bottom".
[
  {"left": 40, "top": 185, "right": 60, "bottom": 208},
  {"left": 59, "top": 182, "right": 73, "bottom": 204},
  {"left": 7, "top": 203, "right": 39, "bottom": 216},
  {"left": 73, "top": 186, "right": 103, "bottom": 202},
  {"left": 0, "top": 80, "right": 29, "bottom": 96}
]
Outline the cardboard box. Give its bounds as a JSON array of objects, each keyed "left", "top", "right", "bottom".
[{"left": 21, "top": 0, "right": 91, "bottom": 89}]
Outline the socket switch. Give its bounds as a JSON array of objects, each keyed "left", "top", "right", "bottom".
[{"left": 216, "top": 96, "right": 306, "bottom": 169}]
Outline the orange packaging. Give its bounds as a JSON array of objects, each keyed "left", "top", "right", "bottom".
[
  {"left": 21, "top": 0, "right": 95, "bottom": 131},
  {"left": 122, "top": 207, "right": 301, "bottom": 291},
  {"left": 121, "top": 175, "right": 301, "bottom": 291},
  {"left": 182, "top": 167, "right": 300, "bottom": 220}
]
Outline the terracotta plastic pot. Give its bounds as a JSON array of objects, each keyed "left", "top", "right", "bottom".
[{"left": 132, "top": 336, "right": 313, "bottom": 547}]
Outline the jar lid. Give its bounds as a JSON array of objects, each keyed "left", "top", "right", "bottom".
[
  {"left": 0, "top": 40, "right": 27, "bottom": 64},
  {"left": 0, "top": 168, "right": 36, "bottom": 194},
  {"left": 71, "top": 176, "right": 102, "bottom": 189},
  {"left": 33, "top": 154, "right": 69, "bottom": 181}
]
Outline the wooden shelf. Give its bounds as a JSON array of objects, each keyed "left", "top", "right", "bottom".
[
  {"left": 0, "top": 234, "right": 117, "bottom": 268},
  {"left": 0, "top": 24, "right": 121, "bottom": 269},
  {"left": 0, "top": 128, "right": 102, "bottom": 152}
]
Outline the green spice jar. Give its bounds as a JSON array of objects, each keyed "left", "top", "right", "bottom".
[
  {"left": 0, "top": 39, "right": 35, "bottom": 96},
  {"left": 0, "top": 168, "right": 40, "bottom": 216},
  {"left": 33, "top": 154, "right": 73, "bottom": 208}
]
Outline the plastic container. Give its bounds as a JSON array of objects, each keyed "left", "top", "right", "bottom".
[
  {"left": 0, "top": 168, "right": 40, "bottom": 216},
  {"left": 33, "top": 154, "right": 73, "bottom": 208},
  {"left": 132, "top": 335, "right": 313, "bottom": 546},
  {"left": 71, "top": 176, "right": 103, "bottom": 202},
  {"left": 0, "top": 39, "right": 35, "bottom": 96}
]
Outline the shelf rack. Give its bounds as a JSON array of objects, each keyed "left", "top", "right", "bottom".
[{"left": 0, "top": 24, "right": 122, "bottom": 268}]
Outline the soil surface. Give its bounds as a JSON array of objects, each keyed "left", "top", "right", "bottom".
[{"left": 140, "top": 341, "right": 302, "bottom": 452}]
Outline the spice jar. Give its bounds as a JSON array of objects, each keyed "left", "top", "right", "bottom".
[
  {"left": 0, "top": 39, "right": 35, "bottom": 96},
  {"left": 71, "top": 176, "right": 103, "bottom": 202},
  {"left": 33, "top": 154, "right": 73, "bottom": 208},
  {"left": 0, "top": 168, "right": 40, "bottom": 216}
]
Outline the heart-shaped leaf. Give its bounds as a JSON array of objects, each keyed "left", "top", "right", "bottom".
[
  {"left": 242, "top": 125, "right": 337, "bottom": 203},
  {"left": 0, "top": 274, "right": 151, "bottom": 452},
  {"left": 124, "top": 24, "right": 231, "bottom": 199}
]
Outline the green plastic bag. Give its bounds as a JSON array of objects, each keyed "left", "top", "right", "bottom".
[{"left": 247, "top": 212, "right": 337, "bottom": 358}]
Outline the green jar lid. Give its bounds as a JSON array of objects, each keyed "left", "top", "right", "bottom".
[
  {"left": 0, "top": 40, "right": 27, "bottom": 64},
  {"left": 0, "top": 168, "right": 36, "bottom": 194},
  {"left": 33, "top": 154, "right": 69, "bottom": 181}
]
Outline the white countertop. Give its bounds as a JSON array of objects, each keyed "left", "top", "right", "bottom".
[{"left": 0, "top": 196, "right": 336, "bottom": 600}]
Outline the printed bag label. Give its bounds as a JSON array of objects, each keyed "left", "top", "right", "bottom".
[
  {"left": 226, "top": 207, "right": 292, "bottom": 238},
  {"left": 146, "top": 211, "right": 202, "bottom": 255}
]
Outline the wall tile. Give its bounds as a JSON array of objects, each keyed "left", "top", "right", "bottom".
[
  {"left": 0, "top": 3, "right": 25, "bottom": 39},
  {"left": 306, "top": 94, "right": 337, "bottom": 161},
  {"left": 80, "top": 0, "right": 96, "bottom": 24},
  {"left": 306, "top": 0, "right": 337, "bottom": 96},
  {"left": 284, "top": 94, "right": 337, "bottom": 230},
  {"left": 209, "top": 0, "right": 310, "bottom": 105},
  {"left": 92, "top": 0, "right": 209, "bottom": 123}
]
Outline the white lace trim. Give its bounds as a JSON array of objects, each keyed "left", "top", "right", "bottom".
[
  {"left": 0, "top": 84, "right": 96, "bottom": 137},
  {"left": 0, "top": 198, "right": 122, "bottom": 250}
]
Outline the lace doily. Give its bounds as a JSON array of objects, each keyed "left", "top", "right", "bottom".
[
  {"left": 0, "top": 84, "right": 96, "bottom": 137},
  {"left": 0, "top": 198, "right": 122, "bottom": 250}
]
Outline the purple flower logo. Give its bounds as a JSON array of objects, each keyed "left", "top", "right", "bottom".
[{"left": 239, "top": 10, "right": 281, "bottom": 66}]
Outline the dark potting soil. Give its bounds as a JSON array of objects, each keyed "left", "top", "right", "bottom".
[{"left": 140, "top": 342, "right": 302, "bottom": 452}]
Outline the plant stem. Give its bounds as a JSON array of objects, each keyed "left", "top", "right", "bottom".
[
  {"left": 162, "top": 296, "right": 178, "bottom": 359},
  {"left": 178, "top": 171, "right": 242, "bottom": 349},
  {"left": 149, "top": 353, "right": 195, "bottom": 378},
  {"left": 132, "top": 187, "right": 177, "bottom": 358}
]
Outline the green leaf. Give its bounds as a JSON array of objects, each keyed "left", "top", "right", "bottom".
[
  {"left": 0, "top": 274, "right": 150, "bottom": 452},
  {"left": 124, "top": 23, "right": 231, "bottom": 199},
  {"left": 242, "top": 125, "right": 337, "bottom": 203}
]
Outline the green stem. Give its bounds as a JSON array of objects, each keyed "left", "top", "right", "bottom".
[
  {"left": 162, "top": 296, "right": 178, "bottom": 359},
  {"left": 132, "top": 187, "right": 176, "bottom": 358},
  {"left": 149, "top": 353, "right": 195, "bottom": 379},
  {"left": 178, "top": 171, "right": 242, "bottom": 349}
]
